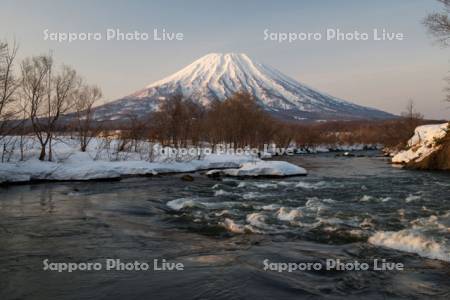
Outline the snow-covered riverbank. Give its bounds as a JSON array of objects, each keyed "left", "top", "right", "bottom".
[
  {"left": 392, "top": 122, "right": 450, "bottom": 170},
  {"left": 0, "top": 137, "right": 308, "bottom": 184},
  {"left": 0, "top": 152, "right": 260, "bottom": 184}
]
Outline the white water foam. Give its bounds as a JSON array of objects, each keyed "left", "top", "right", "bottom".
[
  {"left": 246, "top": 212, "right": 270, "bottom": 229},
  {"left": 305, "top": 197, "right": 328, "bottom": 212},
  {"left": 369, "top": 230, "right": 450, "bottom": 262},
  {"left": 167, "top": 197, "right": 239, "bottom": 211},
  {"left": 261, "top": 204, "right": 281, "bottom": 211},
  {"left": 214, "top": 189, "right": 235, "bottom": 197},
  {"left": 410, "top": 213, "right": 450, "bottom": 232},
  {"left": 405, "top": 194, "right": 422, "bottom": 203},
  {"left": 295, "top": 181, "right": 327, "bottom": 189},
  {"left": 322, "top": 198, "right": 336, "bottom": 204},
  {"left": 361, "top": 195, "right": 392, "bottom": 203},
  {"left": 220, "top": 218, "right": 248, "bottom": 233},
  {"left": 360, "top": 195, "right": 373, "bottom": 202},
  {"left": 254, "top": 182, "right": 277, "bottom": 188},
  {"left": 242, "top": 192, "right": 271, "bottom": 200},
  {"left": 237, "top": 181, "right": 278, "bottom": 189},
  {"left": 167, "top": 197, "right": 199, "bottom": 211},
  {"left": 276, "top": 207, "right": 303, "bottom": 221}
]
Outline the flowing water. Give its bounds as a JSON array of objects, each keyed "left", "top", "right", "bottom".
[{"left": 1, "top": 151, "right": 449, "bottom": 299}]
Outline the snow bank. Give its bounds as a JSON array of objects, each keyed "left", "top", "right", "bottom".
[
  {"left": 206, "top": 160, "right": 307, "bottom": 177},
  {"left": 0, "top": 136, "right": 308, "bottom": 184},
  {"left": 392, "top": 122, "right": 449, "bottom": 165},
  {"left": 0, "top": 152, "right": 258, "bottom": 184}
]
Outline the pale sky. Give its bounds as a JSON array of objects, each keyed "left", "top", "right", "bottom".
[{"left": 1, "top": 0, "right": 449, "bottom": 119}]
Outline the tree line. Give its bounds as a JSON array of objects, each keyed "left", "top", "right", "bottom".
[{"left": 119, "top": 93, "right": 428, "bottom": 154}]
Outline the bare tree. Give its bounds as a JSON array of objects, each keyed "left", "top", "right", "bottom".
[
  {"left": 400, "top": 99, "right": 424, "bottom": 142},
  {"left": 150, "top": 94, "right": 204, "bottom": 148},
  {"left": 21, "top": 55, "right": 49, "bottom": 160},
  {"left": 424, "top": 0, "right": 450, "bottom": 46},
  {"left": 401, "top": 99, "right": 423, "bottom": 120},
  {"left": 74, "top": 84, "right": 102, "bottom": 151},
  {"left": 205, "top": 92, "right": 273, "bottom": 150},
  {"left": 424, "top": 1, "right": 450, "bottom": 103},
  {"left": 21, "top": 55, "right": 78, "bottom": 161},
  {"left": 0, "top": 40, "right": 19, "bottom": 141}
]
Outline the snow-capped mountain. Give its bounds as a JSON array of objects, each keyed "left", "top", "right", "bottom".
[{"left": 94, "top": 53, "right": 394, "bottom": 121}]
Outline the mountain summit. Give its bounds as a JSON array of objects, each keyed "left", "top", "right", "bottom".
[{"left": 94, "top": 53, "right": 393, "bottom": 121}]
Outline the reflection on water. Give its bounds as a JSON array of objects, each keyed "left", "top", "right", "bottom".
[{"left": 0, "top": 151, "right": 449, "bottom": 299}]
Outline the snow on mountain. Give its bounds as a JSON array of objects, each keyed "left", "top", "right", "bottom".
[{"left": 94, "top": 53, "right": 394, "bottom": 121}]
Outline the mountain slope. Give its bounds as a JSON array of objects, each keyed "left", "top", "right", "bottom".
[{"left": 94, "top": 53, "right": 394, "bottom": 121}]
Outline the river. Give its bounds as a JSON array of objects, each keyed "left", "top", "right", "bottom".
[{"left": 1, "top": 151, "right": 449, "bottom": 299}]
